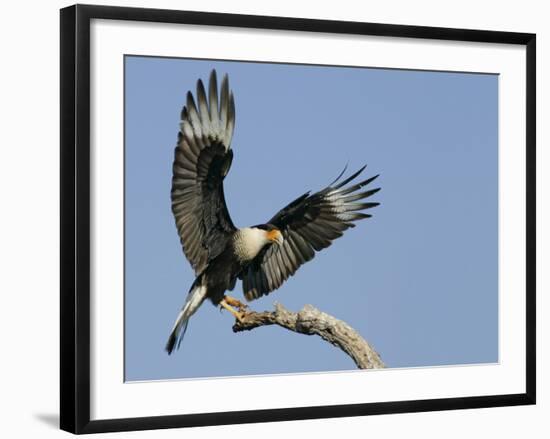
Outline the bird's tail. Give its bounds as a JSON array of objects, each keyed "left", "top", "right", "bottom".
[{"left": 165, "top": 278, "right": 208, "bottom": 355}]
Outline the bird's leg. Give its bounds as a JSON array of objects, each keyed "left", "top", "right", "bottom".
[
  {"left": 224, "top": 295, "right": 248, "bottom": 312},
  {"left": 219, "top": 298, "right": 245, "bottom": 323}
]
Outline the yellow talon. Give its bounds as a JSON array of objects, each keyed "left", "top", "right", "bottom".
[
  {"left": 224, "top": 295, "right": 248, "bottom": 311},
  {"left": 219, "top": 298, "right": 245, "bottom": 323}
]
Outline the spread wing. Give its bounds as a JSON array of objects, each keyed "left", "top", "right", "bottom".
[
  {"left": 240, "top": 166, "right": 380, "bottom": 301},
  {"left": 171, "top": 70, "right": 237, "bottom": 275}
]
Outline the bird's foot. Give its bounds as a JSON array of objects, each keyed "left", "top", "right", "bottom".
[
  {"left": 224, "top": 295, "right": 249, "bottom": 312},
  {"left": 219, "top": 298, "right": 246, "bottom": 323}
]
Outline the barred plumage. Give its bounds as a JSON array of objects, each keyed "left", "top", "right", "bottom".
[{"left": 171, "top": 70, "right": 236, "bottom": 276}]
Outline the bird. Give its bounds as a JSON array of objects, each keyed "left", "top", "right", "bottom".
[{"left": 165, "top": 70, "right": 380, "bottom": 354}]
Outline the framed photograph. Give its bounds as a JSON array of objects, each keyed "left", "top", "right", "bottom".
[{"left": 60, "top": 4, "right": 536, "bottom": 434}]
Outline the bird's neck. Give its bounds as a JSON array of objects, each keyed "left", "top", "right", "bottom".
[{"left": 233, "top": 227, "right": 270, "bottom": 262}]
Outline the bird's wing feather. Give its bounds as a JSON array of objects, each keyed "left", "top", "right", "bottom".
[
  {"left": 240, "top": 167, "right": 380, "bottom": 301},
  {"left": 172, "top": 70, "right": 237, "bottom": 275}
]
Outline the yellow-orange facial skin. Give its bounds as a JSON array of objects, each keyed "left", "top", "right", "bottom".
[{"left": 266, "top": 229, "right": 284, "bottom": 246}]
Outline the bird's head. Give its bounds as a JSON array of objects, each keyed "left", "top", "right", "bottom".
[{"left": 254, "top": 224, "right": 284, "bottom": 247}]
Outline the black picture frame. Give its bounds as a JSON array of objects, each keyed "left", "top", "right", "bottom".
[{"left": 60, "top": 4, "right": 536, "bottom": 434}]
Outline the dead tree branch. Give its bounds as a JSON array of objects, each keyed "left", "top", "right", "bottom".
[{"left": 232, "top": 302, "right": 385, "bottom": 369}]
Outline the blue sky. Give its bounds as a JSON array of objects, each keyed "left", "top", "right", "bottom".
[{"left": 124, "top": 56, "right": 498, "bottom": 381}]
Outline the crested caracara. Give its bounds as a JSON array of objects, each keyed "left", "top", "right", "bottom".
[{"left": 166, "top": 70, "right": 380, "bottom": 354}]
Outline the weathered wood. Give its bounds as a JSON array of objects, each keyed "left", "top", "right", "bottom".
[{"left": 232, "top": 302, "right": 385, "bottom": 369}]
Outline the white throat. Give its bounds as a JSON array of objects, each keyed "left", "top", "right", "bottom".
[{"left": 233, "top": 227, "right": 270, "bottom": 262}]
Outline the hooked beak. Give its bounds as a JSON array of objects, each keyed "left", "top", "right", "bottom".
[{"left": 268, "top": 229, "right": 284, "bottom": 246}]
